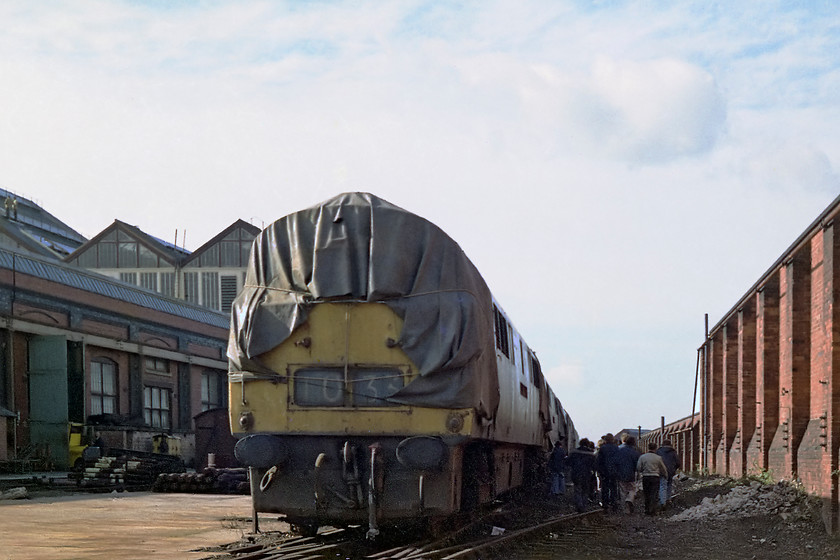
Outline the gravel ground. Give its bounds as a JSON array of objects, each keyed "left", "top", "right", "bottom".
[{"left": 551, "top": 475, "right": 840, "bottom": 559}]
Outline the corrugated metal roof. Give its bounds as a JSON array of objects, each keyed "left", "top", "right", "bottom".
[{"left": 0, "top": 248, "right": 230, "bottom": 329}]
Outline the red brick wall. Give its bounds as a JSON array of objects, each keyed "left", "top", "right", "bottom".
[
  {"left": 79, "top": 318, "right": 129, "bottom": 341},
  {"left": 187, "top": 341, "right": 224, "bottom": 360},
  {"left": 13, "top": 303, "right": 68, "bottom": 328},
  {"left": 768, "top": 250, "right": 811, "bottom": 480},
  {"left": 137, "top": 332, "right": 178, "bottom": 350},
  {"left": 732, "top": 301, "right": 756, "bottom": 477},
  {"left": 707, "top": 335, "right": 723, "bottom": 473},
  {"left": 720, "top": 321, "right": 738, "bottom": 475},
  {"left": 746, "top": 276, "right": 780, "bottom": 475},
  {"left": 702, "top": 206, "right": 840, "bottom": 533},
  {"left": 12, "top": 332, "right": 28, "bottom": 447},
  {"left": 797, "top": 227, "right": 840, "bottom": 533}
]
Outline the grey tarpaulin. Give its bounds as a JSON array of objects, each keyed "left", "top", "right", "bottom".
[{"left": 227, "top": 192, "right": 499, "bottom": 419}]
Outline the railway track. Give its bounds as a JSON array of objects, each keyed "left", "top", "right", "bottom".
[
  {"left": 199, "top": 505, "right": 605, "bottom": 560},
  {"left": 367, "top": 509, "right": 603, "bottom": 560},
  {"left": 199, "top": 526, "right": 359, "bottom": 560}
]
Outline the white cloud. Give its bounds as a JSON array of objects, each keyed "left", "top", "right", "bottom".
[
  {"left": 525, "top": 57, "right": 727, "bottom": 164},
  {"left": 738, "top": 143, "right": 840, "bottom": 194}
]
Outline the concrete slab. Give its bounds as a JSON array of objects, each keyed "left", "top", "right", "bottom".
[{"left": 0, "top": 491, "right": 276, "bottom": 560}]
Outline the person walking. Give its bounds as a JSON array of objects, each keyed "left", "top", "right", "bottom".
[
  {"left": 548, "top": 437, "right": 567, "bottom": 497},
  {"left": 616, "top": 435, "right": 641, "bottom": 513},
  {"left": 637, "top": 442, "right": 668, "bottom": 515},
  {"left": 595, "top": 433, "right": 620, "bottom": 512},
  {"left": 567, "top": 438, "right": 597, "bottom": 512},
  {"left": 656, "top": 439, "right": 681, "bottom": 509}
]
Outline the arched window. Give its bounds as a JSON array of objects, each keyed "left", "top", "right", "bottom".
[{"left": 90, "top": 358, "right": 118, "bottom": 416}]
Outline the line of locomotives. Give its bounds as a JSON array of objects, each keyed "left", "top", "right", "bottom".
[{"left": 227, "top": 193, "right": 577, "bottom": 538}]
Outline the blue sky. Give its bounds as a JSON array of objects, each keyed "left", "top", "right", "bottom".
[{"left": 1, "top": 0, "right": 838, "bottom": 442}]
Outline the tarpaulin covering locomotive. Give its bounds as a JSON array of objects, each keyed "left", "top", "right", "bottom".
[{"left": 228, "top": 193, "right": 575, "bottom": 536}]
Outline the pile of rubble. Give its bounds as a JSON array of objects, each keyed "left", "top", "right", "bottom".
[{"left": 669, "top": 478, "right": 810, "bottom": 523}]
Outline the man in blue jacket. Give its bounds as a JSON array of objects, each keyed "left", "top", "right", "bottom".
[
  {"left": 595, "top": 433, "right": 620, "bottom": 512},
  {"left": 617, "top": 435, "right": 641, "bottom": 513}
]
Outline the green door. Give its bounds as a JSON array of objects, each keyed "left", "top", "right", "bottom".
[{"left": 29, "top": 335, "right": 69, "bottom": 469}]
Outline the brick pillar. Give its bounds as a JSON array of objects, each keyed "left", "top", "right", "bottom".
[
  {"left": 797, "top": 226, "right": 840, "bottom": 533},
  {"left": 706, "top": 335, "right": 723, "bottom": 474},
  {"left": 690, "top": 418, "right": 699, "bottom": 473},
  {"left": 717, "top": 321, "right": 738, "bottom": 475},
  {"left": 830, "top": 225, "right": 840, "bottom": 534},
  {"left": 768, "top": 250, "right": 811, "bottom": 480},
  {"left": 731, "top": 300, "right": 756, "bottom": 477},
  {"left": 747, "top": 275, "right": 780, "bottom": 474}
]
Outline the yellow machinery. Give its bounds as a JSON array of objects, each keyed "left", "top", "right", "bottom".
[
  {"left": 152, "top": 434, "right": 181, "bottom": 456},
  {"left": 68, "top": 423, "right": 91, "bottom": 470}
]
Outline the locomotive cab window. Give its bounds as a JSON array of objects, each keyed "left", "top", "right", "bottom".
[
  {"left": 292, "top": 367, "right": 405, "bottom": 407},
  {"left": 493, "top": 305, "right": 510, "bottom": 358}
]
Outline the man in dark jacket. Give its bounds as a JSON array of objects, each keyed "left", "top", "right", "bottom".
[
  {"left": 566, "top": 438, "right": 597, "bottom": 512},
  {"left": 656, "top": 440, "right": 681, "bottom": 508},
  {"left": 595, "top": 433, "right": 620, "bottom": 512},
  {"left": 548, "top": 438, "right": 567, "bottom": 496},
  {"left": 616, "top": 435, "right": 641, "bottom": 513}
]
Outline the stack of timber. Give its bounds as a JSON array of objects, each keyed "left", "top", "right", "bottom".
[
  {"left": 72, "top": 449, "right": 186, "bottom": 492},
  {"left": 152, "top": 467, "right": 250, "bottom": 494}
]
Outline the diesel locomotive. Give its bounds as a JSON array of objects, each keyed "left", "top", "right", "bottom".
[{"left": 227, "top": 193, "right": 576, "bottom": 537}]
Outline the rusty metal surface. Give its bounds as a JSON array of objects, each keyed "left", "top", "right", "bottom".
[{"left": 0, "top": 491, "right": 270, "bottom": 559}]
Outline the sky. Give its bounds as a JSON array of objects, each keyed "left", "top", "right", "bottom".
[{"left": 1, "top": 0, "right": 839, "bottom": 443}]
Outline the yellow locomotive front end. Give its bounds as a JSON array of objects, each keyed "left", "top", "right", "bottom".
[{"left": 230, "top": 302, "right": 476, "bottom": 535}]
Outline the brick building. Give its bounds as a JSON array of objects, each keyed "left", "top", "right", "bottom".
[
  {"left": 0, "top": 248, "right": 229, "bottom": 469},
  {"left": 700, "top": 193, "right": 840, "bottom": 533}
]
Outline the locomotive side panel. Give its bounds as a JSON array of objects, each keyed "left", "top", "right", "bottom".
[{"left": 491, "top": 303, "right": 546, "bottom": 447}]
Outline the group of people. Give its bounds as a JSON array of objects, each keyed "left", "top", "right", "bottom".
[{"left": 548, "top": 433, "right": 681, "bottom": 515}]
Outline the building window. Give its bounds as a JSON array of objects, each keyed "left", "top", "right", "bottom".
[
  {"left": 221, "top": 275, "right": 238, "bottom": 314},
  {"left": 201, "top": 371, "right": 224, "bottom": 411},
  {"left": 144, "top": 386, "right": 171, "bottom": 429},
  {"left": 202, "top": 272, "right": 219, "bottom": 310},
  {"left": 200, "top": 245, "right": 220, "bottom": 267},
  {"left": 139, "top": 245, "right": 158, "bottom": 267},
  {"left": 184, "top": 272, "right": 199, "bottom": 304},
  {"left": 75, "top": 249, "right": 97, "bottom": 268},
  {"left": 99, "top": 240, "right": 117, "bottom": 268},
  {"left": 145, "top": 357, "right": 170, "bottom": 376},
  {"left": 160, "top": 273, "right": 175, "bottom": 298},
  {"left": 140, "top": 272, "right": 158, "bottom": 291},
  {"left": 90, "top": 359, "right": 117, "bottom": 416}
]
